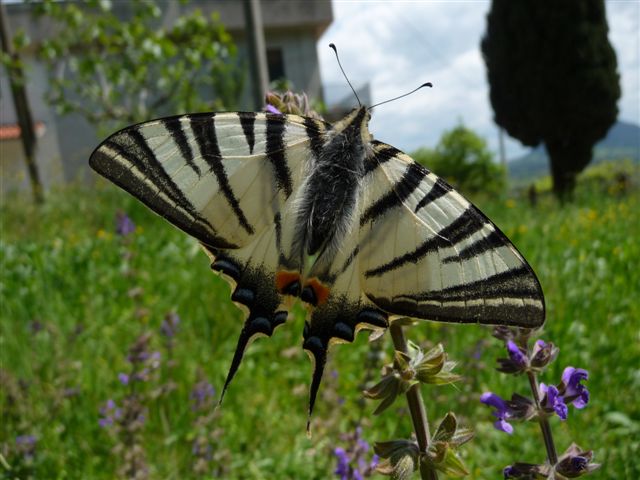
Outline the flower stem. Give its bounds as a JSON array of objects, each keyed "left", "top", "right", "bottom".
[
  {"left": 389, "top": 322, "right": 438, "bottom": 480},
  {"left": 527, "top": 370, "right": 558, "bottom": 464}
]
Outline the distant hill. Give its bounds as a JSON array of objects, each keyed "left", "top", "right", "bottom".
[{"left": 508, "top": 120, "right": 640, "bottom": 181}]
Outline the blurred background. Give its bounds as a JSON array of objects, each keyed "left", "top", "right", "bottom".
[{"left": 1, "top": 1, "right": 638, "bottom": 479}]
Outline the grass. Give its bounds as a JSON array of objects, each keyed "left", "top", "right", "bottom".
[{"left": 1, "top": 171, "right": 639, "bottom": 479}]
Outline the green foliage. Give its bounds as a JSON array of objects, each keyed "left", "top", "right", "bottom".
[
  {"left": 481, "top": 0, "right": 620, "bottom": 199},
  {"left": 28, "top": 0, "right": 242, "bottom": 134},
  {"left": 521, "top": 159, "right": 638, "bottom": 201},
  {"left": 412, "top": 124, "right": 506, "bottom": 198},
  {"left": 1, "top": 176, "right": 638, "bottom": 478},
  {"left": 0, "top": 29, "right": 30, "bottom": 78}
]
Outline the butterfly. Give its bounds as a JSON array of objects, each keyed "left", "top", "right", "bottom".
[{"left": 89, "top": 106, "right": 545, "bottom": 423}]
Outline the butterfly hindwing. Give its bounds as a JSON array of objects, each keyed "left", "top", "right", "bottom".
[
  {"left": 202, "top": 221, "right": 287, "bottom": 402},
  {"left": 302, "top": 209, "right": 388, "bottom": 422},
  {"left": 359, "top": 142, "right": 545, "bottom": 327}
]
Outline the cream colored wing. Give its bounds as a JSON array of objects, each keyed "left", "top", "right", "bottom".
[
  {"left": 359, "top": 142, "right": 545, "bottom": 327},
  {"left": 89, "top": 112, "right": 326, "bottom": 249}
]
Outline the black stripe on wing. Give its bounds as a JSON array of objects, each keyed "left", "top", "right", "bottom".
[
  {"left": 189, "top": 114, "right": 254, "bottom": 236},
  {"left": 303, "top": 117, "right": 325, "bottom": 159},
  {"left": 266, "top": 114, "right": 293, "bottom": 197},
  {"left": 125, "top": 129, "right": 200, "bottom": 217},
  {"left": 442, "top": 229, "right": 504, "bottom": 263},
  {"left": 238, "top": 112, "right": 256, "bottom": 154},
  {"left": 414, "top": 177, "right": 452, "bottom": 213},
  {"left": 163, "top": 117, "right": 201, "bottom": 176},
  {"left": 369, "top": 267, "right": 544, "bottom": 327},
  {"left": 339, "top": 245, "right": 360, "bottom": 276},
  {"left": 361, "top": 162, "right": 428, "bottom": 226},
  {"left": 363, "top": 142, "right": 403, "bottom": 176},
  {"left": 410, "top": 266, "right": 541, "bottom": 302},
  {"left": 365, "top": 206, "right": 485, "bottom": 277},
  {"left": 89, "top": 132, "right": 238, "bottom": 249}
]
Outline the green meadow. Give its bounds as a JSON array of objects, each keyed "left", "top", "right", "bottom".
[{"left": 1, "top": 166, "right": 638, "bottom": 479}]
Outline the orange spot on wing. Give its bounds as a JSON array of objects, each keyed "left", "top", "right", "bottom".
[
  {"left": 276, "top": 270, "right": 300, "bottom": 293},
  {"left": 306, "top": 278, "right": 331, "bottom": 305}
]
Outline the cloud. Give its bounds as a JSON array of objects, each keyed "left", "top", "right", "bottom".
[
  {"left": 607, "top": 1, "right": 640, "bottom": 125},
  {"left": 319, "top": 0, "right": 639, "bottom": 160}
]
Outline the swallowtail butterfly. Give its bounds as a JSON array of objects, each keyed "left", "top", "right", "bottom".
[{"left": 89, "top": 104, "right": 545, "bottom": 422}]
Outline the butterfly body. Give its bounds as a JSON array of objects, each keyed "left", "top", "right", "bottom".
[
  {"left": 294, "top": 108, "right": 368, "bottom": 259},
  {"left": 90, "top": 106, "right": 544, "bottom": 422}
]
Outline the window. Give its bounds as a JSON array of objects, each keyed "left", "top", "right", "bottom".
[{"left": 267, "top": 47, "right": 285, "bottom": 82}]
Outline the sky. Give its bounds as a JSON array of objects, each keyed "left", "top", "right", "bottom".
[{"left": 317, "top": 0, "right": 640, "bottom": 160}]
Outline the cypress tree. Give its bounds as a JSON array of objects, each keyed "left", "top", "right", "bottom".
[{"left": 481, "top": 0, "right": 620, "bottom": 199}]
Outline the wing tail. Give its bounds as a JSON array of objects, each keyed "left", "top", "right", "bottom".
[
  {"left": 302, "top": 300, "right": 388, "bottom": 431},
  {"left": 302, "top": 327, "right": 328, "bottom": 434},
  {"left": 203, "top": 226, "right": 289, "bottom": 404},
  {"left": 220, "top": 307, "right": 288, "bottom": 405}
]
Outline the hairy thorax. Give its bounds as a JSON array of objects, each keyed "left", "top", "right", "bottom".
[{"left": 293, "top": 108, "right": 371, "bottom": 263}]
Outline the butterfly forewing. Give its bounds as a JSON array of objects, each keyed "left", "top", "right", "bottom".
[
  {"left": 359, "top": 142, "right": 544, "bottom": 327},
  {"left": 89, "top": 112, "right": 319, "bottom": 249}
]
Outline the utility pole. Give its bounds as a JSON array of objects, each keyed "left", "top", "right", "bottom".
[
  {"left": 243, "top": 0, "right": 269, "bottom": 111},
  {"left": 0, "top": 0, "right": 43, "bottom": 203}
]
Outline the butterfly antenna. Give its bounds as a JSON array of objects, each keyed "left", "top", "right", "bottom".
[
  {"left": 329, "top": 43, "right": 361, "bottom": 107},
  {"left": 369, "top": 82, "right": 433, "bottom": 110}
]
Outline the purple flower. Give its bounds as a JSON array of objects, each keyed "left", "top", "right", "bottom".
[
  {"left": 160, "top": 312, "right": 180, "bottom": 338},
  {"left": 481, "top": 392, "right": 514, "bottom": 434},
  {"left": 266, "top": 104, "right": 282, "bottom": 115},
  {"left": 503, "top": 465, "right": 516, "bottom": 478},
  {"left": 533, "top": 339, "right": 546, "bottom": 352},
  {"left": 333, "top": 427, "right": 379, "bottom": 479},
  {"left": 115, "top": 211, "right": 135, "bottom": 236},
  {"left": 506, "top": 340, "right": 528, "bottom": 367},
  {"left": 555, "top": 443, "right": 600, "bottom": 477},
  {"left": 540, "top": 383, "right": 568, "bottom": 420},
  {"left": 561, "top": 367, "right": 589, "bottom": 409},
  {"left": 118, "top": 373, "right": 130, "bottom": 385},
  {"left": 191, "top": 380, "right": 216, "bottom": 411},
  {"left": 15, "top": 435, "right": 37, "bottom": 460},
  {"left": 570, "top": 455, "right": 589, "bottom": 470},
  {"left": 334, "top": 447, "right": 350, "bottom": 479},
  {"left": 530, "top": 339, "right": 559, "bottom": 369},
  {"left": 15, "top": 435, "right": 36, "bottom": 446},
  {"left": 497, "top": 339, "right": 530, "bottom": 374},
  {"left": 356, "top": 438, "right": 369, "bottom": 453},
  {"left": 98, "top": 399, "right": 122, "bottom": 428}
]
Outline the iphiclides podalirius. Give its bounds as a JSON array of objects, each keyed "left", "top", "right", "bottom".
[{"left": 89, "top": 106, "right": 545, "bottom": 424}]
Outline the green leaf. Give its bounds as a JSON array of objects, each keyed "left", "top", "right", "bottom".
[
  {"left": 374, "top": 439, "right": 418, "bottom": 459},
  {"left": 394, "top": 351, "right": 412, "bottom": 372},
  {"left": 432, "top": 412, "right": 458, "bottom": 442},
  {"left": 435, "top": 447, "right": 469, "bottom": 477},
  {"left": 450, "top": 427, "right": 474, "bottom": 447},
  {"left": 363, "top": 374, "right": 398, "bottom": 399},
  {"left": 32, "top": 0, "right": 241, "bottom": 129},
  {"left": 374, "top": 440, "right": 419, "bottom": 480}
]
